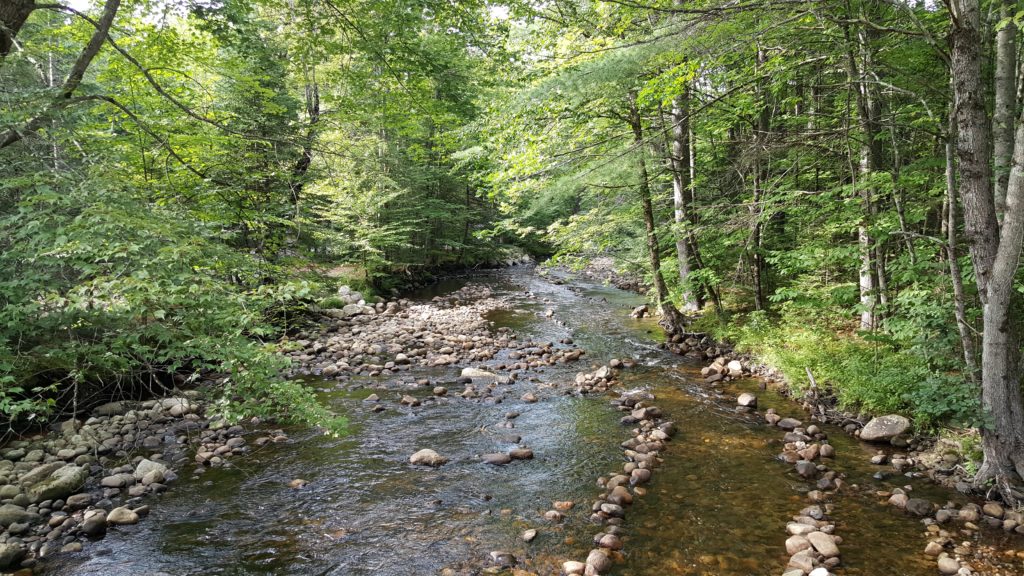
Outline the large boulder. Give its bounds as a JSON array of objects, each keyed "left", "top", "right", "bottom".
[
  {"left": 18, "top": 462, "right": 65, "bottom": 487},
  {"left": 860, "top": 414, "right": 911, "bottom": 442},
  {"left": 25, "top": 465, "right": 89, "bottom": 504}
]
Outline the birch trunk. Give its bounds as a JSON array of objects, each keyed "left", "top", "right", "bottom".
[
  {"left": 628, "top": 92, "right": 685, "bottom": 335},
  {"left": 993, "top": 0, "right": 1017, "bottom": 218},
  {"left": 670, "top": 86, "right": 699, "bottom": 312}
]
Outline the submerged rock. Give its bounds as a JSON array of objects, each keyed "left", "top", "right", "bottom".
[{"left": 482, "top": 453, "right": 512, "bottom": 465}]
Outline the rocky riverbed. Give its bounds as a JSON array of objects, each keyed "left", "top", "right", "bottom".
[{"left": 13, "top": 264, "right": 1024, "bottom": 575}]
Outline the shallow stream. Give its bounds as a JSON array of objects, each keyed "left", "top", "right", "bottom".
[{"left": 42, "top": 267, "right": 998, "bottom": 575}]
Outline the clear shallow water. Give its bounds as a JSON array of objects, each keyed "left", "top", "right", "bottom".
[{"left": 42, "top": 267, "right": 999, "bottom": 575}]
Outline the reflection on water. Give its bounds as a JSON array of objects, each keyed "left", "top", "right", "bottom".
[{"left": 41, "top": 267, "right": 1004, "bottom": 576}]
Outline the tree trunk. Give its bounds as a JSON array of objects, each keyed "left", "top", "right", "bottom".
[
  {"left": 844, "top": 21, "right": 883, "bottom": 330},
  {"left": 950, "top": 0, "right": 1024, "bottom": 502},
  {"left": 669, "top": 86, "right": 699, "bottom": 312},
  {"left": 627, "top": 92, "right": 685, "bottom": 335},
  {"left": 751, "top": 46, "right": 771, "bottom": 312},
  {"left": 993, "top": 0, "right": 1016, "bottom": 219},
  {"left": 0, "top": 0, "right": 35, "bottom": 58},
  {"left": 290, "top": 64, "right": 319, "bottom": 243},
  {"left": 0, "top": 0, "right": 122, "bottom": 149},
  {"left": 945, "top": 107, "right": 979, "bottom": 382}
]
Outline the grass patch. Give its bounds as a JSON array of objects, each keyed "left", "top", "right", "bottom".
[{"left": 694, "top": 310, "right": 981, "bottom": 431}]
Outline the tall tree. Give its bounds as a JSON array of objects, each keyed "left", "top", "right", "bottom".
[{"left": 950, "top": 0, "right": 1024, "bottom": 500}]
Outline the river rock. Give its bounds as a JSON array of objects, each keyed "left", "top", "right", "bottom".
[
  {"left": 161, "top": 397, "right": 194, "bottom": 417},
  {"left": 888, "top": 493, "right": 908, "bottom": 508},
  {"left": 983, "top": 502, "right": 1004, "bottom": 518},
  {"left": 859, "top": 414, "right": 910, "bottom": 442},
  {"left": 597, "top": 533, "right": 622, "bottom": 550},
  {"left": 924, "top": 541, "right": 944, "bottom": 556},
  {"left": 461, "top": 367, "right": 497, "bottom": 380},
  {"left": 806, "top": 531, "right": 839, "bottom": 557},
  {"left": 937, "top": 556, "right": 959, "bottom": 574},
  {"left": 586, "top": 548, "right": 612, "bottom": 572},
  {"left": 482, "top": 453, "right": 512, "bottom": 465},
  {"left": 0, "top": 504, "right": 37, "bottom": 527},
  {"left": 18, "top": 462, "right": 65, "bottom": 487},
  {"left": 409, "top": 449, "right": 447, "bottom": 467},
  {"left": 488, "top": 550, "right": 516, "bottom": 568},
  {"left": 509, "top": 448, "right": 534, "bottom": 460},
  {"left": 795, "top": 460, "right": 817, "bottom": 478},
  {"left": 607, "top": 485, "right": 633, "bottom": 506},
  {"left": 958, "top": 507, "right": 980, "bottom": 522},
  {"left": 134, "top": 458, "right": 169, "bottom": 480},
  {"left": 563, "top": 560, "right": 586, "bottom": 575},
  {"left": 106, "top": 506, "right": 139, "bottom": 525},
  {"left": 600, "top": 503, "right": 624, "bottom": 517},
  {"left": 522, "top": 529, "right": 537, "bottom": 542},
  {"left": 787, "top": 550, "right": 815, "bottom": 573},
  {"left": 0, "top": 543, "right": 25, "bottom": 570},
  {"left": 92, "top": 401, "right": 127, "bottom": 417},
  {"left": 819, "top": 444, "right": 835, "bottom": 458},
  {"left": 905, "top": 498, "right": 933, "bottom": 517},
  {"left": 521, "top": 392, "right": 538, "bottom": 403},
  {"left": 80, "top": 509, "right": 107, "bottom": 536},
  {"left": 630, "top": 468, "right": 651, "bottom": 485},
  {"left": 777, "top": 418, "right": 802, "bottom": 430},
  {"left": 737, "top": 393, "right": 757, "bottom": 408},
  {"left": 26, "top": 464, "right": 88, "bottom": 503},
  {"left": 101, "top": 473, "right": 135, "bottom": 488},
  {"left": 787, "top": 522, "right": 816, "bottom": 536},
  {"left": 786, "top": 535, "right": 811, "bottom": 554},
  {"left": 66, "top": 492, "right": 92, "bottom": 510}
]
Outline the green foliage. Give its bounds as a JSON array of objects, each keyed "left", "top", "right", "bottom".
[
  {"left": 0, "top": 0, "right": 508, "bottom": 429},
  {"left": 702, "top": 310, "right": 981, "bottom": 430},
  {"left": 0, "top": 174, "right": 341, "bottom": 431}
]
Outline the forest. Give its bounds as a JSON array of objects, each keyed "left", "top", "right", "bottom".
[{"left": 3, "top": 0, "right": 1024, "bottom": 512}]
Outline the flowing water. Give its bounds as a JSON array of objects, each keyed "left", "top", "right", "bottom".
[{"left": 41, "top": 267, "right": 1007, "bottom": 575}]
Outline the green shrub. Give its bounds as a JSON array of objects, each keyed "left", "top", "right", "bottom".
[
  {"left": 0, "top": 179, "right": 344, "bottom": 434},
  {"left": 319, "top": 296, "right": 348, "bottom": 309}
]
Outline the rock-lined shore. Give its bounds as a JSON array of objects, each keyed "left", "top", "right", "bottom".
[
  {"left": 689, "top": 346, "right": 1024, "bottom": 576},
  {"left": 0, "top": 391, "right": 273, "bottom": 572}
]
